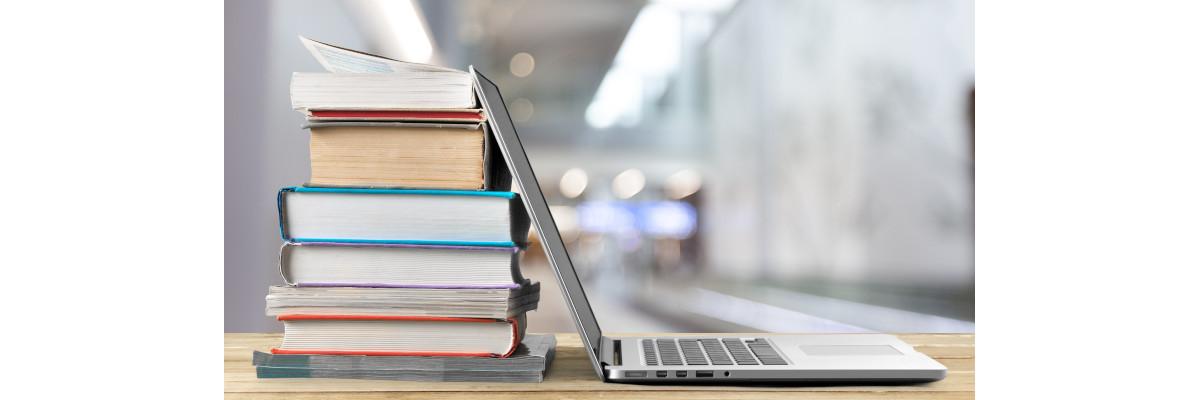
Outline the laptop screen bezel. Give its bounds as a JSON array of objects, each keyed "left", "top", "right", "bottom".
[{"left": 471, "top": 67, "right": 606, "bottom": 378}]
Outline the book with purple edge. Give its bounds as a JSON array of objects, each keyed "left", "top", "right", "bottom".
[{"left": 279, "top": 241, "right": 524, "bottom": 289}]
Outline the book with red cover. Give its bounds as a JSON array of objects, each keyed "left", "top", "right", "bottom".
[
  {"left": 306, "top": 109, "right": 486, "bottom": 123},
  {"left": 272, "top": 314, "right": 525, "bottom": 358}
]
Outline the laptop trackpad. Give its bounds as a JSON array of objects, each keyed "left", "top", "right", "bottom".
[{"left": 799, "top": 345, "right": 903, "bottom": 356}]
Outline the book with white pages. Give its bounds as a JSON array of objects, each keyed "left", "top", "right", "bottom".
[
  {"left": 278, "top": 241, "right": 525, "bottom": 289},
  {"left": 276, "top": 187, "right": 531, "bottom": 248},
  {"left": 254, "top": 334, "right": 557, "bottom": 383},
  {"left": 291, "top": 36, "right": 477, "bottom": 111},
  {"left": 272, "top": 314, "right": 528, "bottom": 358},
  {"left": 265, "top": 282, "right": 540, "bottom": 320}
]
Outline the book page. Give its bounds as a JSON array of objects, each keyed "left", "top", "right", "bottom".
[{"left": 299, "top": 36, "right": 460, "bottom": 73}]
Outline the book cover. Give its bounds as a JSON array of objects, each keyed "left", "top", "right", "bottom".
[{"left": 276, "top": 186, "right": 530, "bottom": 247}]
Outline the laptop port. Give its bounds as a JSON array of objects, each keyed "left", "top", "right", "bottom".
[
  {"left": 696, "top": 371, "right": 714, "bottom": 378},
  {"left": 675, "top": 371, "right": 687, "bottom": 377},
  {"left": 624, "top": 371, "right": 646, "bottom": 378},
  {"left": 656, "top": 371, "right": 668, "bottom": 378}
]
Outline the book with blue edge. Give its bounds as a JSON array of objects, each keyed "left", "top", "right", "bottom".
[{"left": 277, "top": 186, "right": 530, "bottom": 248}]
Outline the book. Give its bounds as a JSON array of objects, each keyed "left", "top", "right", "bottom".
[
  {"left": 306, "top": 109, "right": 485, "bottom": 123},
  {"left": 254, "top": 367, "right": 547, "bottom": 382},
  {"left": 292, "top": 35, "right": 476, "bottom": 111},
  {"left": 278, "top": 241, "right": 524, "bottom": 288},
  {"left": 253, "top": 334, "right": 556, "bottom": 383},
  {"left": 305, "top": 122, "right": 492, "bottom": 190},
  {"left": 290, "top": 71, "right": 475, "bottom": 111},
  {"left": 277, "top": 187, "right": 530, "bottom": 247},
  {"left": 290, "top": 37, "right": 475, "bottom": 111},
  {"left": 273, "top": 314, "right": 527, "bottom": 358},
  {"left": 265, "top": 282, "right": 541, "bottom": 319}
]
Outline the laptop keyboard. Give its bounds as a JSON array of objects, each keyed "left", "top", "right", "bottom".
[{"left": 643, "top": 338, "right": 787, "bottom": 366}]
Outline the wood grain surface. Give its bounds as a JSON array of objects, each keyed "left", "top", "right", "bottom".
[{"left": 226, "top": 333, "right": 974, "bottom": 399}]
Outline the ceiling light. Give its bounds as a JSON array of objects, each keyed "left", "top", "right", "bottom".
[
  {"left": 560, "top": 168, "right": 588, "bottom": 199},
  {"left": 378, "top": 0, "right": 433, "bottom": 62},
  {"left": 612, "top": 169, "right": 646, "bottom": 199},
  {"left": 665, "top": 169, "right": 703, "bottom": 199},
  {"left": 585, "top": 4, "right": 680, "bottom": 129},
  {"left": 509, "top": 52, "right": 536, "bottom": 77},
  {"left": 549, "top": 205, "right": 581, "bottom": 243},
  {"left": 510, "top": 97, "right": 534, "bottom": 122}
]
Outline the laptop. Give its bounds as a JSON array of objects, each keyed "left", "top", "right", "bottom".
[{"left": 471, "top": 68, "right": 948, "bottom": 383}]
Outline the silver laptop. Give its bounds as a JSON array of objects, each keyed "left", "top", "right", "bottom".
[{"left": 472, "top": 68, "right": 947, "bottom": 383}]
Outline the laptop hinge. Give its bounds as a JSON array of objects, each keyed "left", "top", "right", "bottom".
[{"left": 600, "top": 338, "right": 620, "bottom": 366}]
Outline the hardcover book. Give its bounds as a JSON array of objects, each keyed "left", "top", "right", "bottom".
[
  {"left": 273, "top": 314, "right": 527, "bottom": 358},
  {"left": 305, "top": 122, "right": 500, "bottom": 190},
  {"left": 278, "top": 241, "right": 524, "bottom": 288},
  {"left": 277, "top": 187, "right": 531, "bottom": 247}
]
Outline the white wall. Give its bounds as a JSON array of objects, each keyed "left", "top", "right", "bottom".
[
  {"left": 704, "top": 0, "right": 975, "bottom": 287},
  {"left": 225, "top": 0, "right": 368, "bottom": 332}
]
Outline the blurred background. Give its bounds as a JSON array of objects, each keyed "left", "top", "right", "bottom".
[{"left": 226, "top": 0, "right": 975, "bottom": 334}]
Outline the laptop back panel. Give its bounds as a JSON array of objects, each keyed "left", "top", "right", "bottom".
[{"left": 472, "top": 68, "right": 607, "bottom": 378}]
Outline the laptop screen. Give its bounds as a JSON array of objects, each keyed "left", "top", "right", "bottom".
[{"left": 472, "top": 69, "right": 606, "bottom": 376}]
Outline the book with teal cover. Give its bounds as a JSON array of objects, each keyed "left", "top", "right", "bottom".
[{"left": 276, "top": 187, "right": 529, "bottom": 248}]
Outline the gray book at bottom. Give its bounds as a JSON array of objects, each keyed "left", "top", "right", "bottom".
[
  {"left": 253, "top": 334, "right": 555, "bottom": 382},
  {"left": 255, "top": 366, "right": 548, "bottom": 383}
]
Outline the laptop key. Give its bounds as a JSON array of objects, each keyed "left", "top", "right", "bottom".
[
  {"left": 722, "top": 338, "right": 759, "bottom": 365},
  {"left": 657, "top": 339, "right": 684, "bottom": 366},
  {"left": 700, "top": 338, "right": 733, "bottom": 365},
  {"left": 679, "top": 339, "right": 709, "bottom": 365},
  {"left": 747, "top": 339, "right": 788, "bottom": 365},
  {"left": 642, "top": 339, "right": 658, "bottom": 366}
]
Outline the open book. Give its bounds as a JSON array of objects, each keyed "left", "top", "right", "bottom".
[
  {"left": 290, "top": 37, "right": 479, "bottom": 112},
  {"left": 299, "top": 36, "right": 459, "bottom": 74}
]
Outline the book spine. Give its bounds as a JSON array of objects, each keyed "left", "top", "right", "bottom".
[
  {"left": 278, "top": 242, "right": 296, "bottom": 285},
  {"left": 276, "top": 187, "right": 297, "bottom": 241},
  {"left": 502, "top": 316, "right": 522, "bottom": 358},
  {"left": 482, "top": 123, "right": 514, "bottom": 191},
  {"left": 509, "top": 194, "right": 532, "bottom": 247}
]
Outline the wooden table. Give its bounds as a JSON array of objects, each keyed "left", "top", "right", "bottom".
[{"left": 226, "top": 333, "right": 974, "bottom": 399}]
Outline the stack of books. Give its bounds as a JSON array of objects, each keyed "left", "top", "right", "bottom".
[{"left": 254, "top": 37, "right": 550, "bottom": 383}]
